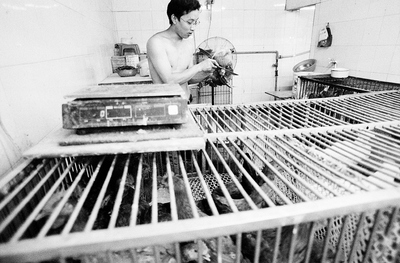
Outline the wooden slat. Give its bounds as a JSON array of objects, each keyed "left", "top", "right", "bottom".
[
  {"left": 23, "top": 113, "right": 205, "bottom": 158},
  {"left": 64, "top": 84, "right": 185, "bottom": 99}
]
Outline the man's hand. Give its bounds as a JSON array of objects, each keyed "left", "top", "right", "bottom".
[{"left": 199, "top": 58, "right": 218, "bottom": 73}]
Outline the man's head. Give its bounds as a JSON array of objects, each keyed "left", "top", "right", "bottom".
[{"left": 167, "top": 0, "right": 201, "bottom": 25}]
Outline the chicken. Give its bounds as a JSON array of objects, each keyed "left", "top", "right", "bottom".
[
  {"left": 132, "top": 245, "right": 177, "bottom": 263},
  {"left": 203, "top": 237, "right": 241, "bottom": 263},
  {"left": 35, "top": 184, "right": 88, "bottom": 233},
  {"left": 170, "top": 175, "right": 208, "bottom": 219},
  {"left": 161, "top": 175, "right": 211, "bottom": 262},
  {"left": 307, "top": 86, "right": 340, "bottom": 98},
  {"left": 237, "top": 224, "right": 316, "bottom": 263},
  {"left": 139, "top": 160, "right": 153, "bottom": 203},
  {"left": 212, "top": 182, "right": 270, "bottom": 214},
  {"left": 212, "top": 48, "right": 234, "bottom": 68},
  {"left": 212, "top": 180, "right": 244, "bottom": 199},
  {"left": 202, "top": 145, "right": 239, "bottom": 175},
  {"left": 165, "top": 174, "right": 244, "bottom": 263},
  {"left": 212, "top": 181, "right": 325, "bottom": 263},
  {"left": 94, "top": 162, "right": 154, "bottom": 228},
  {"left": 210, "top": 48, "right": 237, "bottom": 88},
  {"left": 35, "top": 189, "right": 74, "bottom": 227},
  {"left": 181, "top": 241, "right": 211, "bottom": 262},
  {"left": 205, "top": 67, "right": 237, "bottom": 88},
  {"left": 0, "top": 163, "right": 35, "bottom": 199},
  {"left": 95, "top": 175, "right": 143, "bottom": 228},
  {"left": 240, "top": 153, "right": 264, "bottom": 195},
  {"left": 197, "top": 48, "right": 238, "bottom": 88},
  {"left": 88, "top": 245, "right": 177, "bottom": 263},
  {"left": 140, "top": 202, "right": 172, "bottom": 225},
  {"left": 211, "top": 177, "right": 319, "bottom": 263}
]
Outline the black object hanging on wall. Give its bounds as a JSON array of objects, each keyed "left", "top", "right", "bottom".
[{"left": 317, "top": 23, "right": 333, "bottom": 47}]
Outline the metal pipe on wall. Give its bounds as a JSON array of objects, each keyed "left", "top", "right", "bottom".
[{"left": 279, "top": 50, "right": 310, "bottom": 59}]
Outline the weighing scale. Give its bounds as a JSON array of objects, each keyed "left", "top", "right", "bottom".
[
  {"left": 24, "top": 84, "right": 205, "bottom": 157},
  {"left": 62, "top": 84, "right": 188, "bottom": 130}
]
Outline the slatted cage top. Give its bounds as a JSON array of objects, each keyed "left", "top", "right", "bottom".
[
  {"left": 297, "top": 75, "right": 400, "bottom": 99},
  {"left": 189, "top": 91, "right": 400, "bottom": 134},
  {"left": 0, "top": 121, "right": 399, "bottom": 263},
  {"left": 301, "top": 75, "right": 400, "bottom": 92}
]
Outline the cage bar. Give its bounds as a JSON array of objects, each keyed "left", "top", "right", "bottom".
[
  {"left": 190, "top": 91, "right": 400, "bottom": 134},
  {"left": 197, "top": 84, "right": 232, "bottom": 105},
  {"left": 0, "top": 121, "right": 399, "bottom": 263},
  {"left": 297, "top": 75, "right": 400, "bottom": 99}
]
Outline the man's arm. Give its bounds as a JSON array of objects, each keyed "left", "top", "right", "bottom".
[
  {"left": 188, "top": 55, "right": 213, "bottom": 84},
  {"left": 188, "top": 71, "right": 212, "bottom": 84},
  {"left": 147, "top": 36, "right": 216, "bottom": 85}
]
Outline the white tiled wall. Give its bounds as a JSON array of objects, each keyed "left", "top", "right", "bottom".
[
  {"left": 113, "top": 0, "right": 315, "bottom": 103},
  {"left": 0, "top": 0, "right": 117, "bottom": 177},
  {"left": 2, "top": 0, "right": 398, "bottom": 178},
  {"left": 311, "top": 0, "right": 400, "bottom": 82}
]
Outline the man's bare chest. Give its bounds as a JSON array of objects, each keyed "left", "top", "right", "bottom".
[{"left": 165, "top": 43, "right": 193, "bottom": 71}]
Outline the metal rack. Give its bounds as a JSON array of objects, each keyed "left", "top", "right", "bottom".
[
  {"left": 194, "top": 50, "right": 280, "bottom": 106},
  {"left": 0, "top": 122, "right": 399, "bottom": 262},
  {"left": 1, "top": 91, "right": 400, "bottom": 263},
  {"left": 196, "top": 84, "right": 232, "bottom": 105},
  {"left": 189, "top": 90, "right": 400, "bottom": 134},
  {"left": 297, "top": 74, "right": 400, "bottom": 99}
]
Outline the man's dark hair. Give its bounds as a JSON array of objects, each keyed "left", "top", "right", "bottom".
[{"left": 167, "top": 0, "right": 201, "bottom": 25}]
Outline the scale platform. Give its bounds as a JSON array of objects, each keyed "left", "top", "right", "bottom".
[
  {"left": 24, "top": 111, "right": 205, "bottom": 158},
  {"left": 62, "top": 84, "right": 188, "bottom": 129},
  {"left": 23, "top": 83, "right": 205, "bottom": 157}
]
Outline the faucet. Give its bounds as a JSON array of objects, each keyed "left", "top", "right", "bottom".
[{"left": 328, "top": 58, "right": 337, "bottom": 68}]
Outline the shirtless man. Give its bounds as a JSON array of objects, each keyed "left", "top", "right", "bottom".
[{"left": 146, "top": 0, "right": 218, "bottom": 101}]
